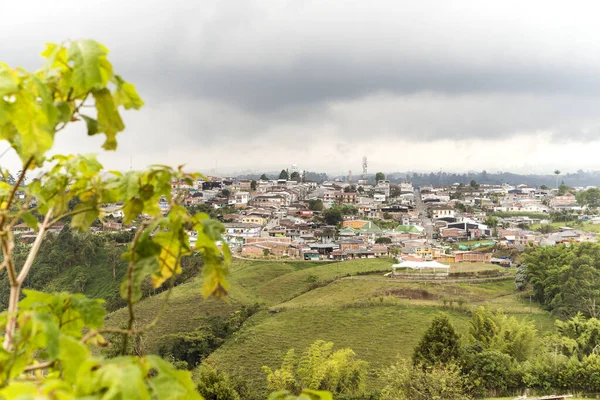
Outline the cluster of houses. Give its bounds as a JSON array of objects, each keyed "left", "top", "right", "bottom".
[{"left": 12, "top": 173, "right": 600, "bottom": 263}]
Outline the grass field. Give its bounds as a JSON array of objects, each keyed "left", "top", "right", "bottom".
[
  {"left": 106, "top": 257, "right": 556, "bottom": 397},
  {"left": 530, "top": 220, "right": 600, "bottom": 233}
]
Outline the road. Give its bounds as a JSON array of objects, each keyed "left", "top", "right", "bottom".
[{"left": 415, "top": 189, "right": 434, "bottom": 244}]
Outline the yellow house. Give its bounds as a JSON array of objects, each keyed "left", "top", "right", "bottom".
[
  {"left": 342, "top": 220, "right": 369, "bottom": 229},
  {"left": 415, "top": 246, "right": 433, "bottom": 260},
  {"left": 241, "top": 215, "right": 267, "bottom": 226}
]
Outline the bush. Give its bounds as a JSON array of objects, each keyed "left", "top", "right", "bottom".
[
  {"left": 263, "top": 340, "right": 369, "bottom": 397},
  {"left": 196, "top": 363, "right": 244, "bottom": 400},
  {"left": 380, "top": 359, "right": 470, "bottom": 400}
]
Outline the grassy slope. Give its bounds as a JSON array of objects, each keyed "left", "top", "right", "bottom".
[
  {"left": 106, "top": 257, "right": 555, "bottom": 397},
  {"left": 43, "top": 247, "right": 126, "bottom": 301},
  {"left": 530, "top": 220, "right": 600, "bottom": 233}
]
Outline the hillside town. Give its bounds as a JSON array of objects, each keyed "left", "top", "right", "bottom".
[{"left": 40, "top": 166, "right": 599, "bottom": 267}]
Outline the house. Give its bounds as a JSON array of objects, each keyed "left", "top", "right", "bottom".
[
  {"left": 338, "top": 239, "right": 363, "bottom": 251},
  {"left": 223, "top": 223, "right": 262, "bottom": 245},
  {"left": 241, "top": 241, "right": 291, "bottom": 257},
  {"left": 12, "top": 223, "right": 33, "bottom": 235},
  {"left": 373, "top": 193, "right": 386, "bottom": 203},
  {"left": 335, "top": 191, "right": 358, "bottom": 204},
  {"left": 439, "top": 227, "right": 467, "bottom": 240},
  {"left": 550, "top": 193, "right": 577, "bottom": 209},
  {"left": 232, "top": 191, "right": 250, "bottom": 208},
  {"left": 432, "top": 207, "right": 455, "bottom": 219},
  {"left": 454, "top": 251, "right": 492, "bottom": 263},
  {"left": 102, "top": 221, "right": 123, "bottom": 231},
  {"left": 240, "top": 215, "right": 268, "bottom": 226},
  {"left": 342, "top": 220, "right": 370, "bottom": 229}
]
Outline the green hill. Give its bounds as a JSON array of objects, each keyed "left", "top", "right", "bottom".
[{"left": 105, "top": 257, "right": 554, "bottom": 399}]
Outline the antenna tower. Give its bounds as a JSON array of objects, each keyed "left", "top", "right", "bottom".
[{"left": 362, "top": 156, "right": 368, "bottom": 179}]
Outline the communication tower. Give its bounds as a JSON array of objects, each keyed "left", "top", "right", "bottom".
[{"left": 362, "top": 156, "right": 368, "bottom": 179}]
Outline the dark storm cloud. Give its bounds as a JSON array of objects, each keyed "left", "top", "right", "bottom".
[{"left": 3, "top": 0, "right": 600, "bottom": 173}]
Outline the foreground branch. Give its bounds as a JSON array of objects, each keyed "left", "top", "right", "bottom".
[{"left": 3, "top": 209, "right": 53, "bottom": 351}]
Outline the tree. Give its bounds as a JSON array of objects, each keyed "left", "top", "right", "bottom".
[
  {"left": 485, "top": 216, "right": 499, "bottom": 229},
  {"left": 540, "top": 184, "right": 548, "bottom": 190},
  {"left": 558, "top": 182, "right": 569, "bottom": 195},
  {"left": 322, "top": 208, "right": 343, "bottom": 225},
  {"left": 308, "top": 199, "right": 324, "bottom": 212},
  {"left": 0, "top": 39, "right": 231, "bottom": 398},
  {"left": 380, "top": 359, "right": 469, "bottom": 400},
  {"left": 524, "top": 242, "right": 600, "bottom": 318},
  {"left": 554, "top": 169, "right": 561, "bottom": 188},
  {"left": 263, "top": 340, "right": 368, "bottom": 396},
  {"left": 375, "top": 172, "right": 385, "bottom": 182},
  {"left": 290, "top": 171, "right": 301, "bottom": 182},
  {"left": 577, "top": 187, "right": 600, "bottom": 208},
  {"left": 376, "top": 237, "right": 392, "bottom": 244},
  {"left": 413, "top": 315, "right": 462, "bottom": 366},
  {"left": 220, "top": 188, "right": 231, "bottom": 199},
  {"left": 260, "top": 173, "right": 269, "bottom": 181},
  {"left": 470, "top": 180, "right": 479, "bottom": 189},
  {"left": 196, "top": 363, "right": 243, "bottom": 400},
  {"left": 250, "top": 180, "right": 257, "bottom": 191},
  {"left": 279, "top": 169, "right": 289, "bottom": 180}
]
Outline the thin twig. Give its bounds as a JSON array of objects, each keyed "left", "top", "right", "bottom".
[
  {"left": 23, "top": 361, "right": 54, "bottom": 372},
  {"left": 0, "top": 157, "right": 33, "bottom": 229},
  {"left": 81, "top": 327, "right": 132, "bottom": 344},
  {"left": 49, "top": 206, "right": 96, "bottom": 226}
]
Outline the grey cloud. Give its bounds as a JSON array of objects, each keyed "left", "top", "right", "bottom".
[{"left": 3, "top": 0, "right": 600, "bottom": 173}]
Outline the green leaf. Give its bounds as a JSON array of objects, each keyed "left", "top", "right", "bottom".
[
  {"left": 20, "top": 211, "right": 38, "bottom": 230},
  {"left": 146, "top": 355, "right": 203, "bottom": 400},
  {"left": 152, "top": 229, "right": 190, "bottom": 288},
  {"left": 58, "top": 335, "right": 91, "bottom": 383},
  {"left": 55, "top": 100, "right": 74, "bottom": 123},
  {"left": 81, "top": 115, "right": 99, "bottom": 136},
  {"left": 71, "top": 203, "right": 99, "bottom": 231},
  {"left": 8, "top": 91, "right": 55, "bottom": 165},
  {"left": 0, "top": 63, "right": 19, "bottom": 97},
  {"left": 93, "top": 88, "right": 124, "bottom": 150},
  {"left": 119, "top": 171, "right": 141, "bottom": 200},
  {"left": 93, "top": 359, "right": 150, "bottom": 400},
  {"left": 114, "top": 75, "right": 144, "bottom": 110},
  {"left": 67, "top": 39, "right": 112, "bottom": 92},
  {"left": 120, "top": 257, "right": 159, "bottom": 303},
  {"left": 123, "top": 198, "right": 144, "bottom": 224}
]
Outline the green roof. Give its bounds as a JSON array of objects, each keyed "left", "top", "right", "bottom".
[
  {"left": 339, "top": 227, "right": 358, "bottom": 236},
  {"left": 394, "top": 225, "right": 421, "bottom": 234},
  {"left": 357, "top": 221, "right": 383, "bottom": 234}
]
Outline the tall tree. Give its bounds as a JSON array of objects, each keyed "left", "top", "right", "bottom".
[
  {"left": 413, "top": 315, "right": 462, "bottom": 366},
  {"left": 260, "top": 173, "right": 269, "bottom": 181},
  {"left": 279, "top": 170, "right": 289, "bottom": 180},
  {"left": 290, "top": 171, "right": 300, "bottom": 182},
  {"left": 554, "top": 169, "right": 561, "bottom": 188},
  {"left": 250, "top": 180, "right": 257, "bottom": 191},
  {"left": 375, "top": 172, "right": 385, "bottom": 182}
]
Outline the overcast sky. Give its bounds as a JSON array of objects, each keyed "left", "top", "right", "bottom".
[{"left": 3, "top": 0, "right": 600, "bottom": 175}]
